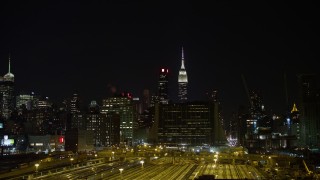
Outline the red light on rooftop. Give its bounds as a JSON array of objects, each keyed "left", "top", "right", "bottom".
[{"left": 59, "top": 137, "right": 64, "bottom": 143}]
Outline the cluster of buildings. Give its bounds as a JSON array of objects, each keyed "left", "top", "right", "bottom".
[
  {"left": 0, "top": 48, "right": 226, "bottom": 155},
  {"left": 228, "top": 75, "right": 320, "bottom": 154},
  {"left": 0, "top": 49, "right": 319, "bottom": 156}
]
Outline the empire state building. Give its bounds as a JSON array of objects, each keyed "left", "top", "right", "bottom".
[{"left": 178, "top": 47, "right": 188, "bottom": 102}]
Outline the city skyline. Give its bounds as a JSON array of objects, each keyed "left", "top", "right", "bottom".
[{"left": 0, "top": 1, "right": 318, "bottom": 118}]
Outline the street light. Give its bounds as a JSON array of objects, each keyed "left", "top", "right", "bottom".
[
  {"left": 112, "top": 151, "right": 115, "bottom": 160},
  {"left": 70, "top": 158, "right": 74, "bottom": 167},
  {"left": 35, "top": 163, "right": 39, "bottom": 172},
  {"left": 140, "top": 160, "right": 144, "bottom": 168},
  {"left": 119, "top": 168, "right": 124, "bottom": 179}
]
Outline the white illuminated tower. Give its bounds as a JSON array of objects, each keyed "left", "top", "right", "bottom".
[
  {"left": 178, "top": 47, "right": 188, "bottom": 102},
  {"left": 0, "top": 55, "right": 15, "bottom": 119},
  {"left": 3, "top": 55, "right": 14, "bottom": 82}
]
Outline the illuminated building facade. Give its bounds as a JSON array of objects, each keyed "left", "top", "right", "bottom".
[
  {"left": 16, "top": 93, "right": 35, "bottom": 111},
  {"left": 178, "top": 47, "right": 188, "bottom": 103},
  {"left": 0, "top": 56, "right": 15, "bottom": 119},
  {"left": 86, "top": 101, "right": 107, "bottom": 146},
  {"left": 31, "top": 97, "right": 52, "bottom": 133},
  {"left": 243, "top": 90, "right": 273, "bottom": 151},
  {"left": 69, "top": 92, "right": 83, "bottom": 130},
  {"left": 157, "top": 102, "right": 226, "bottom": 146},
  {"left": 158, "top": 68, "right": 169, "bottom": 104},
  {"left": 101, "top": 93, "right": 135, "bottom": 145},
  {"left": 106, "top": 112, "right": 120, "bottom": 146},
  {"left": 70, "top": 92, "right": 81, "bottom": 114},
  {"left": 249, "top": 90, "right": 266, "bottom": 127},
  {"left": 289, "top": 103, "right": 302, "bottom": 146}
]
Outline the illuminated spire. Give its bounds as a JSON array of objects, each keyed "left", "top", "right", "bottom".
[
  {"left": 291, "top": 103, "right": 298, "bottom": 113},
  {"left": 182, "top": 46, "right": 184, "bottom": 60},
  {"left": 3, "top": 53, "right": 14, "bottom": 82},
  {"left": 178, "top": 46, "right": 188, "bottom": 102},
  {"left": 181, "top": 46, "right": 185, "bottom": 69}
]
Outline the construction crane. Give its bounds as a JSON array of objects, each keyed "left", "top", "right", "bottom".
[{"left": 302, "top": 159, "right": 313, "bottom": 176}]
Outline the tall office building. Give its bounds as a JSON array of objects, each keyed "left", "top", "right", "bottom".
[
  {"left": 158, "top": 68, "right": 169, "bottom": 104},
  {"left": 246, "top": 90, "right": 267, "bottom": 130},
  {"left": 289, "top": 103, "right": 302, "bottom": 147},
  {"left": 105, "top": 112, "right": 120, "bottom": 146},
  {"left": 86, "top": 101, "right": 107, "bottom": 146},
  {"left": 0, "top": 55, "right": 15, "bottom": 119},
  {"left": 68, "top": 92, "right": 85, "bottom": 132},
  {"left": 16, "top": 93, "right": 35, "bottom": 111},
  {"left": 178, "top": 47, "right": 188, "bottom": 102},
  {"left": 70, "top": 92, "right": 81, "bottom": 114},
  {"left": 155, "top": 102, "right": 227, "bottom": 146},
  {"left": 297, "top": 74, "right": 320, "bottom": 147},
  {"left": 101, "top": 93, "right": 135, "bottom": 145}
]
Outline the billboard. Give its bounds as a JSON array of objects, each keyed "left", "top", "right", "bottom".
[
  {"left": 1, "top": 139, "right": 14, "bottom": 146},
  {"left": 1, "top": 135, "right": 14, "bottom": 146}
]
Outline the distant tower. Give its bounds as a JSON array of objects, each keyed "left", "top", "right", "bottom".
[
  {"left": 158, "top": 68, "right": 169, "bottom": 104},
  {"left": 0, "top": 55, "right": 15, "bottom": 119},
  {"left": 290, "top": 103, "right": 302, "bottom": 146},
  {"left": 178, "top": 47, "right": 188, "bottom": 102}
]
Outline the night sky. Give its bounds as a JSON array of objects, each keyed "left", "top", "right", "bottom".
[{"left": 0, "top": 1, "right": 318, "bottom": 119}]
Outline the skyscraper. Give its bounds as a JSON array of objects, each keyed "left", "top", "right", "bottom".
[
  {"left": 158, "top": 68, "right": 169, "bottom": 104},
  {"left": 245, "top": 90, "right": 267, "bottom": 130},
  {"left": 178, "top": 47, "right": 188, "bottom": 102},
  {"left": 86, "top": 100, "right": 108, "bottom": 146},
  {"left": 101, "top": 93, "right": 135, "bottom": 145},
  {"left": 155, "top": 102, "right": 227, "bottom": 146},
  {"left": 16, "top": 92, "right": 35, "bottom": 112},
  {"left": 70, "top": 92, "right": 81, "bottom": 114},
  {"left": 297, "top": 74, "right": 320, "bottom": 148},
  {"left": 0, "top": 55, "right": 15, "bottom": 119}
]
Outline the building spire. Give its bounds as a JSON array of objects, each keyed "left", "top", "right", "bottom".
[
  {"left": 8, "top": 53, "right": 11, "bottom": 73},
  {"left": 3, "top": 53, "right": 14, "bottom": 82},
  {"left": 181, "top": 46, "right": 185, "bottom": 69},
  {"left": 181, "top": 46, "right": 184, "bottom": 60},
  {"left": 178, "top": 46, "right": 188, "bottom": 102},
  {"left": 291, "top": 103, "right": 298, "bottom": 113}
]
